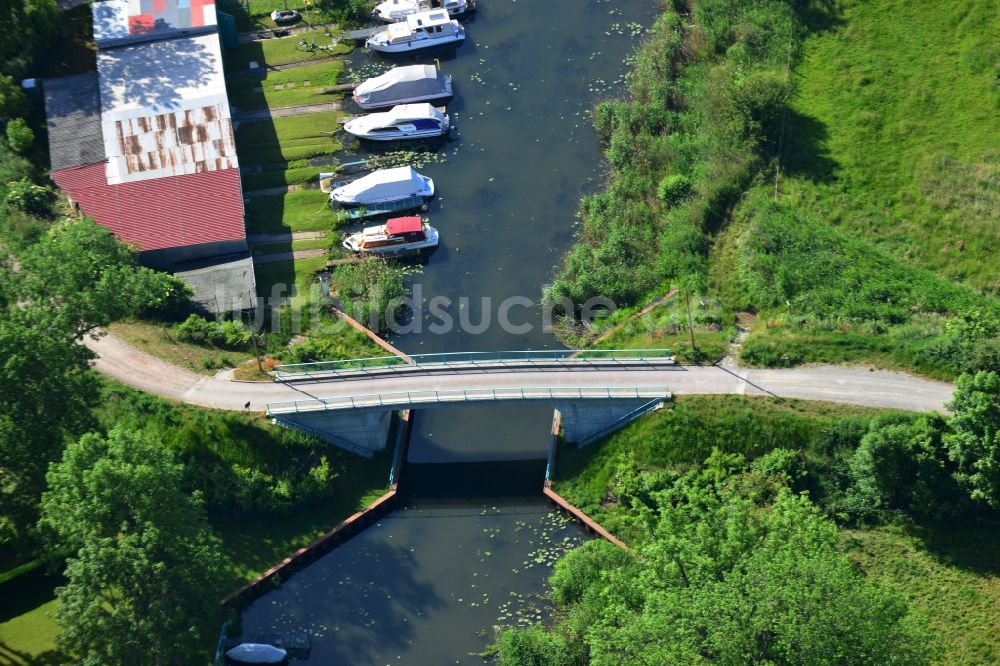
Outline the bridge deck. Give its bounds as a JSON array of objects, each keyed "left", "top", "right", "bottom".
[
  {"left": 267, "top": 386, "right": 672, "bottom": 415},
  {"left": 274, "top": 355, "right": 677, "bottom": 382}
]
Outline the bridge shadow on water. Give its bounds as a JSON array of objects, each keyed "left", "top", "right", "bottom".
[{"left": 399, "top": 459, "right": 549, "bottom": 501}]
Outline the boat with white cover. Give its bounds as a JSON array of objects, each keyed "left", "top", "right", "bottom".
[
  {"left": 225, "top": 643, "right": 288, "bottom": 665},
  {"left": 366, "top": 10, "right": 465, "bottom": 53},
  {"left": 329, "top": 166, "right": 435, "bottom": 206},
  {"left": 343, "top": 103, "right": 449, "bottom": 141},
  {"left": 353, "top": 65, "right": 453, "bottom": 110},
  {"left": 373, "top": 0, "right": 469, "bottom": 22},
  {"left": 342, "top": 216, "right": 439, "bottom": 256}
]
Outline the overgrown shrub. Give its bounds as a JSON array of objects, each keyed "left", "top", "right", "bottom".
[
  {"left": 175, "top": 314, "right": 251, "bottom": 350},
  {"left": 5, "top": 118, "right": 33, "bottom": 154},
  {"left": 657, "top": 173, "right": 693, "bottom": 204},
  {"left": 5, "top": 178, "right": 51, "bottom": 216}
]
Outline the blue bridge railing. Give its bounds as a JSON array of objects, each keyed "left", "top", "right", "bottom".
[
  {"left": 274, "top": 349, "right": 674, "bottom": 381},
  {"left": 266, "top": 386, "right": 672, "bottom": 415}
]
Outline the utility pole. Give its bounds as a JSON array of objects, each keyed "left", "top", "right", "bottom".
[{"left": 685, "top": 289, "right": 696, "bottom": 351}]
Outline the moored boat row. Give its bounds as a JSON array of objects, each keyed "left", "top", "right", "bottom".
[{"left": 336, "top": 5, "right": 478, "bottom": 258}]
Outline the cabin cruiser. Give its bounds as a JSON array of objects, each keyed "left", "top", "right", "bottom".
[
  {"left": 342, "top": 216, "right": 439, "bottom": 256},
  {"left": 353, "top": 65, "right": 453, "bottom": 110},
  {"left": 366, "top": 11, "right": 465, "bottom": 53},
  {"left": 373, "top": 0, "right": 469, "bottom": 22},
  {"left": 329, "top": 166, "right": 435, "bottom": 206},
  {"left": 343, "top": 103, "right": 449, "bottom": 141}
]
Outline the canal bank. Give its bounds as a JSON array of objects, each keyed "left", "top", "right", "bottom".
[{"left": 238, "top": 0, "right": 657, "bottom": 661}]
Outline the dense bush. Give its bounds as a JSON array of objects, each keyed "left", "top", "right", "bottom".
[
  {"left": 175, "top": 314, "right": 251, "bottom": 350},
  {"left": 330, "top": 257, "right": 413, "bottom": 333},
  {"left": 96, "top": 385, "right": 357, "bottom": 514},
  {"left": 549, "top": 0, "right": 798, "bottom": 317},
  {"left": 5, "top": 178, "right": 51, "bottom": 216},
  {"left": 5, "top": 118, "right": 34, "bottom": 154},
  {"left": 656, "top": 173, "right": 692, "bottom": 204},
  {"left": 499, "top": 468, "right": 934, "bottom": 665},
  {"left": 845, "top": 414, "right": 962, "bottom": 520}
]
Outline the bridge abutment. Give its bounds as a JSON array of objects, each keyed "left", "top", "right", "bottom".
[
  {"left": 272, "top": 409, "right": 394, "bottom": 458},
  {"left": 555, "top": 399, "right": 666, "bottom": 447}
]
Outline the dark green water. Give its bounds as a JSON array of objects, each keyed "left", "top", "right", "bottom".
[{"left": 240, "top": 1, "right": 653, "bottom": 661}]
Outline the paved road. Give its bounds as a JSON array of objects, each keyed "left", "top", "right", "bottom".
[{"left": 85, "top": 334, "right": 955, "bottom": 414}]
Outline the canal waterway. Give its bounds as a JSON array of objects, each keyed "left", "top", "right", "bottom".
[{"left": 240, "top": 0, "right": 654, "bottom": 661}]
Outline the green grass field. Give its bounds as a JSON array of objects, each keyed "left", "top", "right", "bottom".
[
  {"left": 225, "top": 31, "right": 351, "bottom": 71},
  {"left": 846, "top": 523, "right": 1000, "bottom": 665},
  {"left": 227, "top": 60, "right": 345, "bottom": 111},
  {"left": 782, "top": 0, "right": 1000, "bottom": 294},
  {"left": 235, "top": 112, "right": 342, "bottom": 165},
  {"left": 252, "top": 254, "right": 329, "bottom": 306},
  {"left": 244, "top": 189, "right": 335, "bottom": 235}
]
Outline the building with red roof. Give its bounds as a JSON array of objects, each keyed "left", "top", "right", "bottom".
[{"left": 44, "top": 0, "right": 255, "bottom": 313}]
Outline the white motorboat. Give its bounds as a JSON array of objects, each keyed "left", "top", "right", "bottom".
[
  {"left": 330, "top": 166, "right": 435, "bottom": 206},
  {"left": 343, "top": 103, "right": 449, "bottom": 141},
  {"left": 373, "top": 0, "right": 469, "bottom": 22},
  {"left": 353, "top": 65, "right": 453, "bottom": 110},
  {"left": 342, "top": 216, "right": 439, "bottom": 256},
  {"left": 225, "top": 643, "right": 288, "bottom": 665},
  {"left": 366, "top": 11, "right": 465, "bottom": 53}
]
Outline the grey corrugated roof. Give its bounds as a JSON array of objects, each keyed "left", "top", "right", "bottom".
[{"left": 44, "top": 73, "right": 105, "bottom": 172}]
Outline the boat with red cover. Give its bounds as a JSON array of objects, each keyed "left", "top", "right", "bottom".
[{"left": 342, "top": 216, "right": 439, "bottom": 257}]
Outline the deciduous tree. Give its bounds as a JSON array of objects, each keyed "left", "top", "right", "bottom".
[
  {"left": 40, "top": 428, "right": 222, "bottom": 665},
  {"left": 945, "top": 371, "right": 1000, "bottom": 508}
]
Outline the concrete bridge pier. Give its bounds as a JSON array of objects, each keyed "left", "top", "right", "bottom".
[
  {"left": 555, "top": 398, "right": 666, "bottom": 447},
  {"left": 271, "top": 409, "right": 393, "bottom": 458}
]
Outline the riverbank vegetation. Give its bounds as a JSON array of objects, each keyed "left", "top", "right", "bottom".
[
  {"left": 550, "top": 0, "right": 1000, "bottom": 380},
  {"left": 498, "top": 382, "right": 1000, "bottom": 664}
]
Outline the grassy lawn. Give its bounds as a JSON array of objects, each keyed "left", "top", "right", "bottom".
[
  {"left": 783, "top": 0, "right": 1000, "bottom": 294},
  {"left": 252, "top": 236, "right": 332, "bottom": 254},
  {"left": 235, "top": 112, "right": 342, "bottom": 165},
  {"left": 735, "top": 313, "right": 959, "bottom": 381},
  {"left": 242, "top": 163, "right": 322, "bottom": 192},
  {"left": 217, "top": 0, "right": 350, "bottom": 31},
  {"left": 226, "top": 30, "right": 351, "bottom": 70},
  {"left": 227, "top": 60, "right": 345, "bottom": 111},
  {"left": 589, "top": 296, "right": 734, "bottom": 363},
  {"left": 0, "top": 597, "right": 62, "bottom": 664},
  {"left": 253, "top": 254, "right": 328, "bottom": 305},
  {"left": 244, "top": 189, "right": 335, "bottom": 236},
  {"left": 211, "top": 448, "right": 392, "bottom": 593},
  {"left": 108, "top": 320, "right": 255, "bottom": 375},
  {"left": 846, "top": 523, "right": 1000, "bottom": 665}
]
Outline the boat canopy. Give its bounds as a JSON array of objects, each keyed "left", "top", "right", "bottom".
[
  {"left": 382, "top": 103, "right": 447, "bottom": 125},
  {"left": 225, "top": 643, "right": 288, "bottom": 665},
  {"left": 408, "top": 9, "right": 451, "bottom": 28},
  {"left": 334, "top": 167, "right": 430, "bottom": 203},
  {"left": 386, "top": 216, "right": 423, "bottom": 234},
  {"left": 355, "top": 65, "right": 451, "bottom": 107}
]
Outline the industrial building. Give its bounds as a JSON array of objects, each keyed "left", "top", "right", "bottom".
[{"left": 44, "top": 0, "right": 255, "bottom": 313}]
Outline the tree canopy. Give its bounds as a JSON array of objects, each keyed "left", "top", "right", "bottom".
[
  {"left": 40, "top": 427, "right": 222, "bottom": 665},
  {"left": 0, "top": 219, "right": 189, "bottom": 548},
  {"left": 497, "top": 467, "right": 934, "bottom": 665},
  {"left": 945, "top": 370, "right": 1000, "bottom": 508}
]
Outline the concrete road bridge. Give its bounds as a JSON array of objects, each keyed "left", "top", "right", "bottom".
[
  {"left": 267, "top": 350, "right": 678, "bottom": 455},
  {"left": 85, "top": 335, "right": 957, "bottom": 457}
]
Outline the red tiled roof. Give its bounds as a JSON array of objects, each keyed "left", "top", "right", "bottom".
[{"left": 51, "top": 162, "right": 246, "bottom": 252}]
